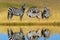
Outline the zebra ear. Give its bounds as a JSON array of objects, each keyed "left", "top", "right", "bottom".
[{"left": 7, "top": 28, "right": 13, "bottom": 36}]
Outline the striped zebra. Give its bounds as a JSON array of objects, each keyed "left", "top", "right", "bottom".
[
  {"left": 27, "top": 29, "right": 40, "bottom": 40},
  {"left": 27, "top": 7, "right": 41, "bottom": 19},
  {"left": 41, "top": 6, "right": 50, "bottom": 19},
  {"left": 8, "top": 4, "right": 26, "bottom": 20},
  {"left": 41, "top": 29, "right": 50, "bottom": 40},
  {"left": 7, "top": 28, "right": 25, "bottom": 40}
]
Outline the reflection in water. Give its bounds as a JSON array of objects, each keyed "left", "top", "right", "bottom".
[{"left": 0, "top": 33, "right": 60, "bottom": 40}]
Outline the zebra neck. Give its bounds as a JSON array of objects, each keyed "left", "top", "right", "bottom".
[{"left": 20, "top": 8, "right": 25, "bottom": 12}]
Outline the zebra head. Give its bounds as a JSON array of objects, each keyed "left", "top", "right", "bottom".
[
  {"left": 21, "top": 4, "right": 26, "bottom": 12},
  {"left": 7, "top": 28, "right": 25, "bottom": 40}
]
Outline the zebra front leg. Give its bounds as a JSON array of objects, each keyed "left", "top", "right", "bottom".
[
  {"left": 36, "top": 13, "right": 40, "bottom": 19},
  {"left": 36, "top": 16, "right": 40, "bottom": 19},
  {"left": 45, "top": 16, "right": 49, "bottom": 19},
  {"left": 41, "top": 13, "right": 44, "bottom": 19},
  {"left": 8, "top": 12, "right": 13, "bottom": 20}
]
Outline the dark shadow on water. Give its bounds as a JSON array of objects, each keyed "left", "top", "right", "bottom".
[{"left": 0, "top": 22, "right": 60, "bottom": 26}]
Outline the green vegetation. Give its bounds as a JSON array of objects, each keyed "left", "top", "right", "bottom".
[
  {"left": 0, "top": 2, "right": 41, "bottom": 12},
  {"left": 0, "top": 0, "right": 60, "bottom": 9},
  {"left": 0, "top": 2, "right": 21, "bottom": 8}
]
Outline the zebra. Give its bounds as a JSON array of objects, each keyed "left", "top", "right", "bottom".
[
  {"left": 27, "top": 29, "right": 40, "bottom": 40},
  {"left": 41, "top": 6, "right": 50, "bottom": 19},
  {"left": 8, "top": 4, "right": 26, "bottom": 20},
  {"left": 7, "top": 28, "right": 25, "bottom": 40},
  {"left": 27, "top": 6, "right": 41, "bottom": 19},
  {"left": 41, "top": 29, "right": 50, "bottom": 40}
]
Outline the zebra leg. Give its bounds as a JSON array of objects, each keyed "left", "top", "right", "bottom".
[
  {"left": 36, "top": 14, "right": 40, "bottom": 19},
  {"left": 8, "top": 12, "right": 13, "bottom": 20},
  {"left": 41, "top": 13, "right": 44, "bottom": 19},
  {"left": 7, "top": 28, "right": 13, "bottom": 40},
  {"left": 20, "top": 15, "right": 23, "bottom": 20},
  {"left": 36, "top": 16, "right": 40, "bottom": 19},
  {"left": 22, "top": 36, "right": 25, "bottom": 40},
  {"left": 45, "top": 16, "right": 49, "bottom": 19}
]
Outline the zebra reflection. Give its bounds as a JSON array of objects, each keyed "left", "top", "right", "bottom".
[
  {"left": 41, "top": 29, "right": 50, "bottom": 40},
  {"left": 27, "top": 29, "right": 40, "bottom": 40},
  {"left": 7, "top": 28, "right": 25, "bottom": 40},
  {"left": 8, "top": 4, "right": 26, "bottom": 20}
]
